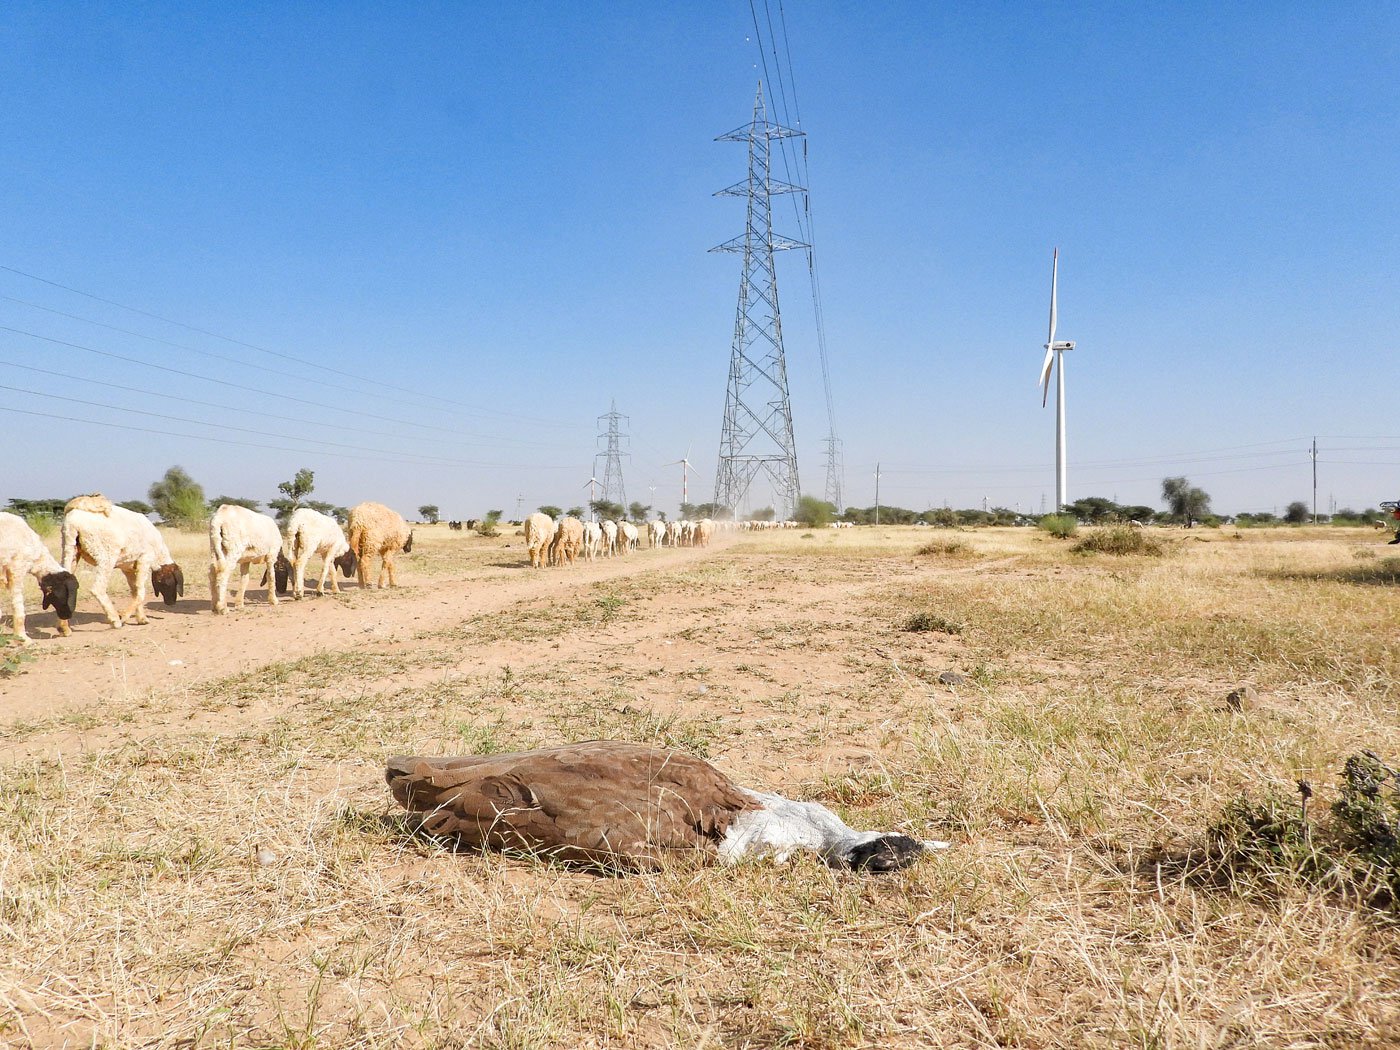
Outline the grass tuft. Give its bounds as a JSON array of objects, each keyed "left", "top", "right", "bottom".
[
  {"left": 901, "top": 611, "right": 963, "bottom": 634},
  {"left": 1070, "top": 525, "right": 1168, "bottom": 556}
]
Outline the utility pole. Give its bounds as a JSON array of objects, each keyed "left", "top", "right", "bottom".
[
  {"left": 514, "top": 494, "right": 524, "bottom": 521},
  {"left": 711, "top": 83, "right": 805, "bottom": 520},
  {"left": 594, "top": 400, "right": 629, "bottom": 509},
  {"left": 1311, "top": 437, "right": 1318, "bottom": 525},
  {"left": 874, "top": 463, "right": 882, "bottom": 526}
]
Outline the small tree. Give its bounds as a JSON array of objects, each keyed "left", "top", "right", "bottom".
[
  {"left": 590, "top": 499, "right": 625, "bottom": 521},
  {"left": 149, "top": 466, "right": 208, "bottom": 528},
  {"left": 209, "top": 495, "right": 261, "bottom": 512},
  {"left": 538, "top": 505, "right": 562, "bottom": 520},
  {"left": 1284, "top": 501, "right": 1310, "bottom": 524},
  {"left": 751, "top": 506, "right": 776, "bottom": 522},
  {"left": 419, "top": 504, "right": 441, "bottom": 524},
  {"left": 679, "top": 502, "right": 697, "bottom": 520},
  {"left": 1161, "top": 476, "right": 1211, "bottom": 527},
  {"left": 477, "top": 510, "right": 503, "bottom": 537},
  {"left": 269, "top": 468, "right": 317, "bottom": 523},
  {"left": 794, "top": 495, "right": 836, "bottom": 527},
  {"left": 565, "top": 506, "right": 585, "bottom": 519},
  {"left": 628, "top": 501, "right": 651, "bottom": 523}
]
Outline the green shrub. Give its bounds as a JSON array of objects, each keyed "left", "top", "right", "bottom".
[
  {"left": 902, "top": 612, "right": 963, "bottom": 635},
  {"left": 1070, "top": 525, "right": 1166, "bottom": 556},
  {"left": 917, "top": 538, "right": 974, "bottom": 558},
  {"left": 22, "top": 511, "right": 57, "bottom": 539},
  {"left": 1038, "top": 514, "right": 1078, "bottom": 538}
]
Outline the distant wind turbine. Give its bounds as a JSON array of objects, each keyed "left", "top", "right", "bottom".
[
  {"left": 584, "top": 476, "right": 601, "bottom": 519},
  {"left": 664, "top": 446, "right": 695, "bottom": 509},
  {"left": 1037, "top": 248, "right": 1076, "bottom": 512}
]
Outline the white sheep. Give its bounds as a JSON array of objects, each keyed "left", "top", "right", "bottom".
[
  {"left": 0, "top": 512, "right": 78, "bottom": 642},
  {"left": 694, "top": 519, "right": 714, "bottom": 548},
  {"left": 665, "top": 520, "right": 681, "bottom": 547},
  {"left": 61, "top": 494, "right": 184, "bottom": 629},
  {"left": 346, "top": 502, "right": 414, "bottom": 588},
  {"left": 618, "top": 520, "right": 639, "bottom": 554},
  {"left": 647, "top": 520, "right": 666, "bottom": 548},
  {"left": 209, "top": 504, "right": 283, "bottom": 614},
  {"left": 549, "top": 516, "right": 585, "bottom": 567},
  {"left": 278, "top": 507, "right": 356, "bottom": 598},
  {"left": 600, "top": 519, "right": 619, "bottom": 557},
  {"left": 524, "top": 512, "right": 556, "bottom": 569},
  {"left": 582, "top": 520, "right": 602, "bottom": 561}
]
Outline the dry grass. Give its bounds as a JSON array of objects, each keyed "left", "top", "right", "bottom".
[{"left": 3, "top": 525, "right": 1400, "bottom": 1047}]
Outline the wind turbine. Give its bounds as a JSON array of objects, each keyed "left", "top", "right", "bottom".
[
  {"left": 664, "top": 446, "right": 694, "bottom": 511},
  {"left": 1037, "top": 248, "right": 1075, "bottom": 512},
  {"left": 583, "top": 476, "right": 601, "bottom": 519}
]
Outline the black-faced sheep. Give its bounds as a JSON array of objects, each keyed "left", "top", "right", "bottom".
[
  {"left": 209, "top": 504, "right": 283, "bottom": 614},
  {"left": 0, "top": 511, "right": 78, "bottom": 642},
  {"left": 61, "top": 494, "right": 184, "bottom": 629},
  {"left": 276, "top": 507, "right": 356, "bottom": 599}
]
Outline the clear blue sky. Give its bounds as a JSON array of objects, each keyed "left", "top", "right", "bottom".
[{"left": 4, "top": 3, "right": 1398, "bottom": 518}]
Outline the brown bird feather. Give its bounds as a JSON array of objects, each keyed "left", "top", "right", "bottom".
[{"left": 386, "top": 741, "right": 759, "bottom": 871}]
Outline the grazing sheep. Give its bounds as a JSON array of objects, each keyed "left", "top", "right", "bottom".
[
  {"left": 346, "top": 502, "right": 414, "bottom": 588},
  {"left": 208, "top": 504, "right": 284, "bottom": 614},
  {"left": 277, "top": 507, "right": 356, "bottom": 599},
  {"left": 582, "top": 520, "right": 602, "bottom": 561},
  {"left": 0, "top": 512, "right": 78, "bottom": 642},
  {"left": 550, "top": 516, "right": 585, "bottom": 567},
  {"left": 61, "top": 494, "right": 184, "bottom": 629},
  {"left": 524, "top": 512, "right": 556, "bottom": 569},
  {"left": 600, "top": 519, "right": 619, "bottom": 558},
  {"left": 647, "top": 520, "right": 666, "bottom": 548}
]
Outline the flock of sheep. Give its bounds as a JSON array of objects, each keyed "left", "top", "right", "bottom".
[
  {"left": 0, "top": 494, "right": 413, "bottom": 643},
  {"left": 521, "top": 512, "right": 723, "bottom": 568}
]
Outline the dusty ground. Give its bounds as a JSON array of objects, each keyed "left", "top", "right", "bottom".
[{"left": 2, "top": 523, "right": 1399, "bottom": 1048}]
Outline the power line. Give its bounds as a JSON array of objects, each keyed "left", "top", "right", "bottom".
[
  {"left": 0, "top": 403, "right": 578, "bottom": 471},
  {"left": 0, "top": 354, "right": 569, "bottom": 453},
  {"left": 0, "top": 263, "right": 585, "bottom": 429}
]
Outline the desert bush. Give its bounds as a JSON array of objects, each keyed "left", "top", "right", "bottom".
[
  {"left": 1194, "top": 751, "right": 1400, "bottom": 910},
  {"left": 902, "top": 611, "right": 963, "bottom": 635},
  {"left": 916, "top": 538, "right": 974, "bottom": 558},
  {"left": 1038, "top": 513, "right": 1077, "bottom": 538},
  {"left": 477, "top": 510, "right": 503, "bottom": 537},
  {"left": 1070, "top": 525, "right": 1166, "bottom": 556}
]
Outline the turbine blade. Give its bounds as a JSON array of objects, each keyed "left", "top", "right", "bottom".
[
  {"left": 1048, "top": 247, "right": 1059, "bottom": 346},
  {"left": 1038, "top": 346, "right": 1055, "bottom": 407}
]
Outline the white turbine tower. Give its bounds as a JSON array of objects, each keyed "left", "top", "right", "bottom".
[
  {"left": 583, "top": 476, "right": 601, "bottom": 519},
  {"left": 665, "top": 446, "right": 695, "bottom": 512},
  {"left": 1038, "top": 248, "right": 1075, "bottom": 512}
]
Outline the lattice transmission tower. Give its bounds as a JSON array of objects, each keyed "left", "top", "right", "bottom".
[
  {"left": 711, "top": 83, "right": 806, "bottom": 519},
  {"left": 594, "top": 400, "right": 629, "bottom": 508}
]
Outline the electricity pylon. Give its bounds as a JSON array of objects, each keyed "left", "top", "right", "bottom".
[
  {"left": 594, "top": 400, "right": 628, "bottom": 508},
  {"left": 711, "top": 82, "right": 805, "bottom": 519}
]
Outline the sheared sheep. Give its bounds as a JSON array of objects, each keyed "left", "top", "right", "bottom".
[
  {"left": 665, "top": 520, "right": 681, "bottom": 547},
  {"left": 0, "top": 512, "right": 78, "bottom": 642},
  {"left": 276, "top": 507, "right": 356, "bottom": 599},
  {"left": 600, "top": 519, "right": 619, "bottom": 557},
  {"left": 61, "top": 494, "right": 183, "bottom": 629},
  {"left": 550, "top": 516, "right": 585, "bottom": 567},
  {"left": 582, "top": 520, "right": 602, "bottom": 561},
  {"left": 346, "top": 502, "right": 413, "bottom": 589},
  {"left": 648, "top": 520, "right": 666, "bottom": 548},
  {"left": 523, "top": 512, "right": 556, "bottom": 569},
  {"left": 208, "top": 504, "right": 283, "bottom": 614},
  {"left": 618, "top": 521, "right": 639, "bottom": 554}
]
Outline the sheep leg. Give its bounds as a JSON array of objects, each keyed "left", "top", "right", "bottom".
[
  {"left": 209, "top": 561, "right": 228, "bottom": 615},
  {"left": 6, "top": 570, "right": 31, "bottom": 643},
  {"left": 264, "top": 558, "right": 279, "bottom": 606},
  {"left": 316, "top": 558, "right": 332, "bottom": 596},
  {"left": 383, "top": 552, "right": 398, "bottom": 588},
  {"left": 234, "top": 564, "right": 250, "bottom": 608},
  {"left": 293, "top": 553, "right": 308, "bottom": 600},
  {"left": 118, "top": 564, "right": 148, "bottom": 625}
]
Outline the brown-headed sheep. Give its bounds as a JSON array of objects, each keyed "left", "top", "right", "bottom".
[
  {"left": 209, "top": 504, "right": 283, "bottom": 614},
  {"left": 61, "top": 494, "right": 184, "bottom": 629},
  {"left": 277, "top": 507, "right": 356, "bottom": 598}
]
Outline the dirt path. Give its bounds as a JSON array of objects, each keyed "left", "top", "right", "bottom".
[{"left": 0, "top": 541, "right": 725, "bottom": 726}]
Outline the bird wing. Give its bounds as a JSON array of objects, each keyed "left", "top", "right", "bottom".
[{"left": 386, "top": 741, "right": 757, "bottom": 871}]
